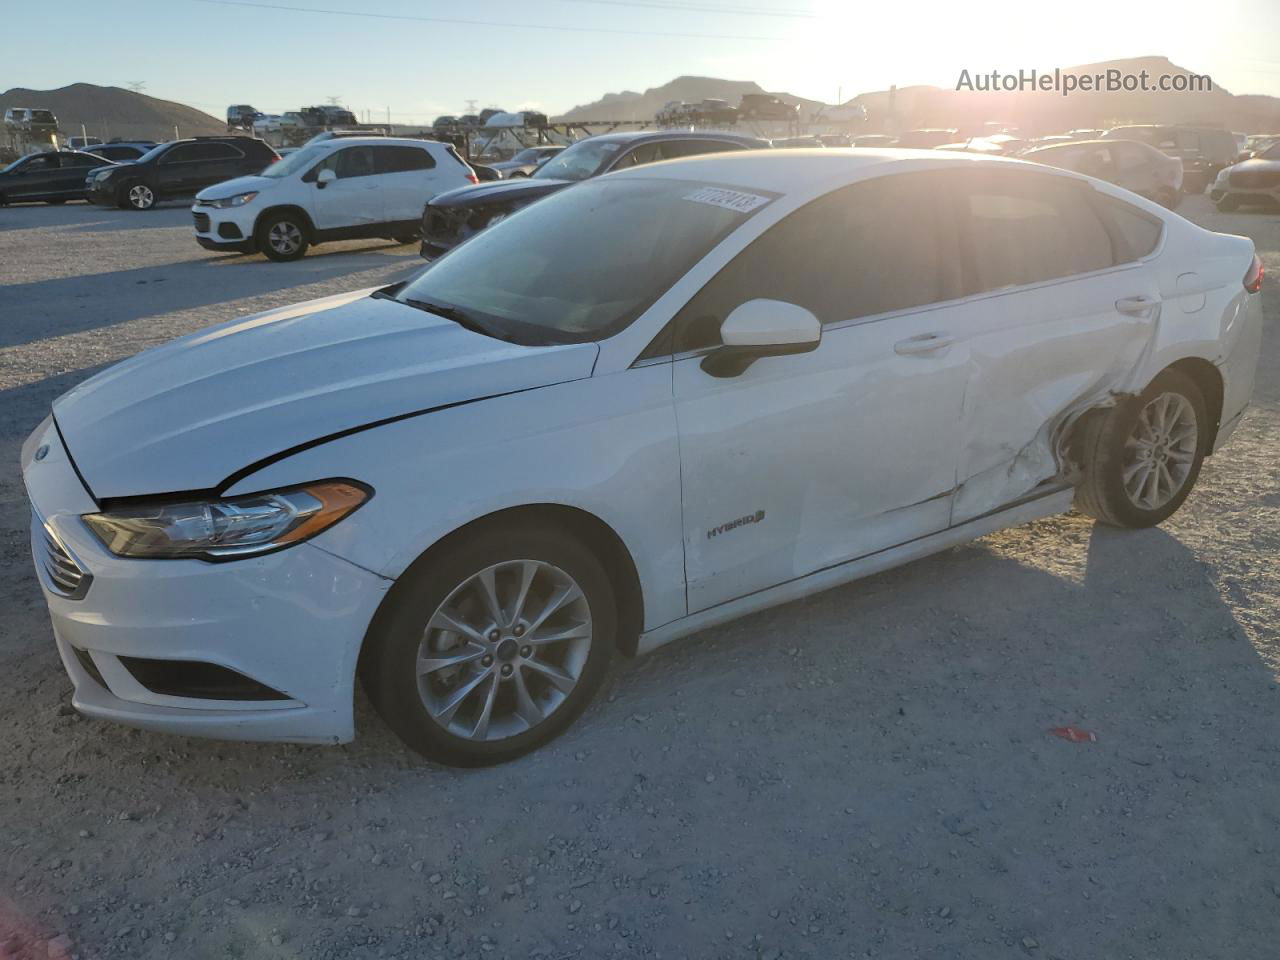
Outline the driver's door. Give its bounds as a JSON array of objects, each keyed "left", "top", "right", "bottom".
[
  {"left": 671, "top": 173, "right": 970, "bottom": 612},
  {"left": 306, "top": 146, "right": 385, "bottom": 231}
]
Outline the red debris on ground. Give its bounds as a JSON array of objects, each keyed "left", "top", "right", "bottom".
[{"left": 1050, "top": 725, "right": 1098, "bottom": 743}]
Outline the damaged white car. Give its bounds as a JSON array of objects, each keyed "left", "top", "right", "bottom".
[{"left": 22, "top": 150, "right": 1263, "bottom": 765}]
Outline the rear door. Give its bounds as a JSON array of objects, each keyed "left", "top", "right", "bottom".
[
  {"left": 371, "top": 144, "right": 439, "bottom": 224},
  {"left": 189, "top": 142, "right": 246, "bottom": 191},
  {"left": 55, "top": 153, "right": 104, "bottom": 194},
  {"left": 671, "top": 172, "right": 971, "bottom": 611},
  {"left": 937, "top": 168, "right": 1164, "bottom": 521}
]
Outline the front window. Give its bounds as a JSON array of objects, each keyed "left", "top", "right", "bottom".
[
  {"left": 393, "top": 178, "right": 775, "bottom": 344},
  {"left": 532, "top": 139, "right": 623, "bottom": 181}
]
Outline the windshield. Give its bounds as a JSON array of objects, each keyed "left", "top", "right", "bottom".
[
  {"left": 532, "top": 138, "right": 623, "bottom": 181},
  {"left": 261, "top": 144, "right": 329, "bottom": 178},
  {"left": 394, "top": 177, "right": 774, "bottom": 344},
  {"left": 134, "top": 142, "right": 172, "bottom": 164},
  {"left": 511, "top": 148, "right": 542, "bottom": 163},
  {"left": 1262, "top": 143, "right": 1280, "bottom": 160}
]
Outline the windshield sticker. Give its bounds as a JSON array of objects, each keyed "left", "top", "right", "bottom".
[{"left": 683, "top": 187, "right": 772, "bottom": 213}]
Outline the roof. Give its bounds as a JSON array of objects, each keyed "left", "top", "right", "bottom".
[
  {"left": 309, "top": 136, "right": 452, "bottom": 149},
  {"left": 588, "top": 129, "right": 768, "bottom": 148},
  {"left": 603, "top": 147, "right": 1039, "bottom": 193}
]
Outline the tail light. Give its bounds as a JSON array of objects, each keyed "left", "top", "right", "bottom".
[
  {"left": 1244, "top": 254, "right": 1264, "bottom": 294},
  {"left": 466, "top": 172, "right": 479, "bottom": 184}
]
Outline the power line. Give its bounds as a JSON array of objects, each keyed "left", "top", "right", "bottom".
[
  {"left": 190, "top": 0, "right": 781, "bottom": 41},
  {"left": 553, "top": 0, "right": 816, "bottom": 18}
]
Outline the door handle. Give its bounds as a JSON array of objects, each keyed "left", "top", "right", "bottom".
[
  {"left": 894, "top": 333, "right": 954, "bottom": 356},
  {"left": 1116, "top": 295, "right": 1160, "bottom": 315}
]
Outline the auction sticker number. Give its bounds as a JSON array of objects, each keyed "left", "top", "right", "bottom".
[{"left": 684, "top": 187, "right": 772, "bottom": 213}]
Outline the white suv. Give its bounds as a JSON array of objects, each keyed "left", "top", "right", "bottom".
[{"left": 191, "top": 137, "right": 479, "bottom": 261}]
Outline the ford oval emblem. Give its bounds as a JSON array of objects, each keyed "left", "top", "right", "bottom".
[{"left": 33, "top": 444, "right": 49, "bottom": 462}]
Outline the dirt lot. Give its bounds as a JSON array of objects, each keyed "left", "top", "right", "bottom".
[{"left": 1, "top": 197, "right": 1278, "bottom": 960}]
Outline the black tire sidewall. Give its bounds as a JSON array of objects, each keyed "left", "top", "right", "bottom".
[
  {"left": 1094, "top": 369, "right": 1209, "bottom": 527},
  {"left": 362, "top": 525, "right": 616, "bottom": 766},
  {"left": 257, "top": 212, "right": 309, "bottom": 261}
]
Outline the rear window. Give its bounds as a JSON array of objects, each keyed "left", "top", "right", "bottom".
[
  {"left": 949, "top": 171, "right": 1115, "bottom": 293},
  {"left": 375, "top": 145, "right": 436, "bottom": 173},
  {"left": 1091, "top": 194, "right": 1163, "bottom": 262}
]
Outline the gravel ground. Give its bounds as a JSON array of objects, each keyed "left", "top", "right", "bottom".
[{"left": 1, "top": 197, "right": 1278, "bottom": 960}]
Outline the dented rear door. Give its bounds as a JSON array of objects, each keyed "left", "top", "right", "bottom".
[{"left": 940, "top": 170, "right": 1162, "bottom": 523}]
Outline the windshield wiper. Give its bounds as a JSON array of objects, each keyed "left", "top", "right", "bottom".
[{"left": 398, "top": 296, "right": 511, "bottom": 341}]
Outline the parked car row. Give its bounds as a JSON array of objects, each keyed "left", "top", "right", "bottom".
[
  {"left": 657, "top": 94, "right": 798, "bottom": 127},
  {"left": 22, "top": 144, "right": 1264, "bottom": 765},
  {"left": 420, "top": 131, "right": 768, "bottom": 259}
]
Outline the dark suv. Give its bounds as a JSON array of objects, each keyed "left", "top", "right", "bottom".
[
  {"left": 420, "top": 130, "right": 769, "bottom": 258},
  {"left": 86, "top": 136, "right": 279, "bottom": 210},
  {"left": 1101, "top": 125, "right": 1238, "bottom": 193}
]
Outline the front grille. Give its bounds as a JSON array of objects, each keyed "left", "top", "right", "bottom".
[
  {"left": 42, "top": 524, "right": 91, "bottom": 600},
  {"left": 1229, "top": 168, "right": 1280, "bottom": 189},
  {"left": 192, "top": 211, "right": 211, "bottom": 232}
]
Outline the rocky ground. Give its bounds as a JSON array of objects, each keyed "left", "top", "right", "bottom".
[{"left": 1, "top": 197, "right": 1278, "bottom": 960}]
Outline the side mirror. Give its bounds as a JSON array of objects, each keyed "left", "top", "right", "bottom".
[
  {"left": 701, "top": 299, "right": 821, "bottom": 378},
  {"left": 316, "top": 168, "right": 336, "bottom": 188}
]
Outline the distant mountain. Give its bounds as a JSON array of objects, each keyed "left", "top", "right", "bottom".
[
  {"left": 555, "top": 75, "right": 825, "bottom": 122},
  {"left": 845, "top": 56, "right": 1280, "bottom": 134},
  {"left": 0, "top": 84, "right": 224, "bottom": 142}
]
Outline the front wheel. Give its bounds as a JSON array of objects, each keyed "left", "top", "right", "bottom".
[
  {"left": 1074, "top": 369, "right": 1208, "bottom": 528},
  {"left": 361, "top": 524, "right": 616, "bottom": 766},
  {"left": 121, "top": 183, "right": 155, "bottom": 210},
  {"left": 256, "top": 211, "right": 310, "bottom": 261}
]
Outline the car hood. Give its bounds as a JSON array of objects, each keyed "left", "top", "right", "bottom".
[
  {"left": 195, "top": 175, "right": 275, "bottom": 202},
  {"left": 53, "top": 288, "right": 599, "bottom": 500},
  {"left": 430, "top": 177, "right": 573, "bottom": 209}
]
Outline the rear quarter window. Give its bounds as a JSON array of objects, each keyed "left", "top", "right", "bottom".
[{"left": 1090, "top": 193, "right": 1163, "bottom": 262}]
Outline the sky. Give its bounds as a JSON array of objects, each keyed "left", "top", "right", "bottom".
[{"left": 7, "top": 0, "right": 1280, "bottom": 124}]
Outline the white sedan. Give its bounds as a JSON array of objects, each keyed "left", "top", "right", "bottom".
[{"left": 22, "top": 150, "right": 1263, "bottom": 765}]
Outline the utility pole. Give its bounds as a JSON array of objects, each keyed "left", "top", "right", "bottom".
[
  {"left": 327, "top": 95, "right": 342, "bottom": 106},
  {"left": 126, "top": 81, "right": 146, "bottom": 94},
  {"left": 464, "top": 99, "right": 478, "bottom": 115}
]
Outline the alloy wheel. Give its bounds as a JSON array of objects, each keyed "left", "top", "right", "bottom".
[
  {"left": 1121, "top": 391, "right": 1199, "bottom": 511},
  {"left": 128, "top": 185, "right": 154, "bottom": 209},
  {"left": 268, "top": 221, "right": 303, "bottom": 255},
  {"left": 416, "top": 560, "right": 593, "bottom": 742}
]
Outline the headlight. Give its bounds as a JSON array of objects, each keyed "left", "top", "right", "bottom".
[
  {"left": 82, "top": 480, "right": 370, "bottom": 560},
  {"left": 208, "top": 191, "right": 259, "bottom": 208}
]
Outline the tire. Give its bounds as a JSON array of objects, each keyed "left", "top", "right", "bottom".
[
  {"left": 1157, "top": 188, "right": 1181, "bottom": 211},
  {"left": 1215, "top": 195, "right": 1241, "bottom": 212},
  {"left": 361, "top": 523, "right": 616, "bottom": 766},
  {"left": 1074, "top": 368, "right": 1208, "bottom": 528},
  {"left": 256, "top": 210, "right": 310, "bottom": 261},
  {"left": 120, "top": 183, "right": 156, "bottom": 210}
]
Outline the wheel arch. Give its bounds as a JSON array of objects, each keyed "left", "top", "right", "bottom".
[
  {"left": 362, "top": 503, "right": 645, "bottom": 667},
  {"left": 1167, "top": 356, "right": 1224, "bottom": 452},
  {"left": 254, "top": 204, "right": 317, "bottom": 242}
]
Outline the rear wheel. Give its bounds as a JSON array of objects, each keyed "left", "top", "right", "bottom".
[
  {"left": 361, "top": 524, "right": 615, "bottom": 766},
  {"left": 1215, "top": 194, "right": 1241, "bottom": 212},
  {"left": 1075, "top": 369, "right": 1208, "bottom": 528},
  {"left": 257, "top": 211, "right": 310, "bottom": 261}
]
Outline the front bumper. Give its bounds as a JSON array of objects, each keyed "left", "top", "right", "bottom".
[
  {"left": 21, "top": 417, "right": 391, "bottom": 744},
  {"left": 86, "top": 178, "right": 118, "bottom": 206},
  {"left": 192, "top": 202, "right": 258, "bottom": 254}
]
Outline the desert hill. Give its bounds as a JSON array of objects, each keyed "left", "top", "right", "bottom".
[{"left": 0, "top": 84, "right": 224, "bottom": 142}]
